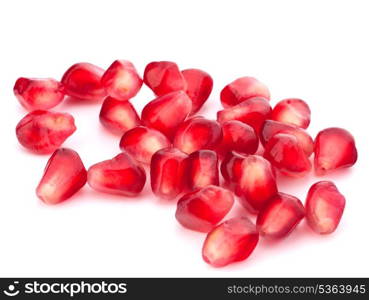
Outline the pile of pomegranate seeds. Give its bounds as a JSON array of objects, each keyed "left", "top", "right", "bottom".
[{"left": 14, "top": 60, "right": 358, "bottom": 267}]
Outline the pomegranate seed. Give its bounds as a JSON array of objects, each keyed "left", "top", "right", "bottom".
[
  {"left": 220, "top": 151, "right": 247, "bottom": 193},
  {"left": 14, "top": 77, "right": 65, "bottom": 110},
  {"left": 185, "top": 150, "right": 219, "bottom": 191},
  {"left": 99, "top": 96, "right": 140, "bottom": 135},
  {"left": 264, "top": 133, "right": 312, "bottom": 177},
  {"left": 314, "top": 127, "right": 358, "bottom": 175},
  {"left": 256, "top": 193, "right": 305, "bottom": 238},
  {"left": 202, "top": 217, "right": 259, "bottom": 267},
  {"left": 143, "top": 61, "right": 186, "bottom": 96},
  {"left": 236, "top": 155, "right": 278, "bottom": 213},
  {"left": 119, "top": 126, "right": 171, "bottom": 164},
  {"left": 101, "top": 60, "right": 142, "bottom": 101},
  {"left": 150, "top": 147, "right": 188, "bottom": 199},
  {"left": 305, "top": 181, "right": 345, "bottom": 234},
  {"left": 181, "top": 68, "right": 213, "bottom": 114},
  {"left": 217, "top": 97, "right": 272, "bottom": 134},
  {"left": 271, "top": 98, "right": 311, "bottom": 129},
  {"left": 36, "top": 148, "right": 87, "bottom": 204},
  {"left": 217, "top": 120, "right": 258, "bottom": 157},
  {"left": 173, "top": 116, "right": 222, "bottom": 154},
  {"left": 261, "top": 120, "right": 314, "bottom": 156},
  {"left": 175, "top": 185, "right": 234, "bottom": 232},
  {"left": 141, "top": 91, "right": 192, "bottom": 139},
  {"left": 61, "top": 62, "right": 106, "bottom": 101},
  {"left": 220, "top": 76, "right": 270, "bottom": 108},
  {"left": 88, "top": 152, "right": 146, "bottom": 196},
  {"left": 16, "top": 110, "right": 76, "bottom": 154}
]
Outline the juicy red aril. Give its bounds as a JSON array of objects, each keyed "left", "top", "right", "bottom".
[
  {"left": 217, "top": 120, "right": 258, "bottom": 157},
  {"left": 305, "top": 181, "right": 345, "bottom": 234},
  {"left": 101, "top": 59, "right": 142, "bottom": 101},
  {"left": 217, "top": 97, "right": 272, "bottom": 134},
  {"left": 264, "top": 133, "right": 311, "bottom": 177},
  {"left": 261, "top": 119, "right": 314, "bottom": 156},
  {"left": 150, "top": 147, "right": 188, "bottom": 200},
  {"left": 314, "top": 127, "right": 358, "bottom": 175},
  {"left": 99, "top": 96, "right": 140, "bottom": 135},
  {"left": 36, "top": 148, "right": 87, "bottom": 204},
  {"left": 220, "top": 76, "right": 270, "bottom": 108},
  {"left": 61, "top": 62, "right": 106, "bottom": 101},
  {"left": 236, "top": 155, "right": 278, "bottom": 213},
  {"left": 256, "top": 193, "right": 305, "bottom": 238},
  {"left": 181, "top": 68, "right": 213, "bottom": 115},
  {"left": 88, "top": 152, "right": 146, "bottom": 196},
  {"left": 185, "top": 150, "right": 219, "bottom": 191},
  {"left": 16, "top": 110, "right": 76, "bottom": 154},
  {"left": 143, "top": 61, "right": 186, "bottom": 96},
  {"left": 271, "top": 98, "right": 311, "bottom": 129},
  {"left": 220, "top": 151, "right": 247, "bottom": 193},
  {"left": 141, "top": 91, "right": 192, "bottom": 139},
  {"left": 173, "top": 116, "right": 222, "bottom": 154},
  {"left": 14, "top": 77, "right": 65, "bottom": 110},
  {"left": 119, "top": 126, "right": 171, "bottom": 164},
  {"left": 202, "top": 217, "right": 259, "bottom": 267},
  {"left": 175, "top": 185, "right": 234, "bottom": 232}
]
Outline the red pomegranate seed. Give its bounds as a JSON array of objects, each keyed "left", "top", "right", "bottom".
[
  {"left": 16, "top": 110, "right": 76, "bottom": 154},
  {"left": 220, "top": 76, "right": 270, "bottom": 108},
  {"left": 202, "top": 217, "right": 259, "bottom": 267},
  {"left": 236, "top": 155, "right": 278, "bottom": 213},
  {"left": 14, "top": 77, "right": 65, "bottom": 110},
  {"left": 256, "top": 193, "right": 305, "bottom": 238},
  {"left": 261, "top": 120, "right": 314, "bottom": 156},
  {"left": 61, "top": 62, "right": 106, "bottom": 101},
  {"left": 314, "top": 127, "right": 358, "bottom": 175},
  {"left": 271, "top": 98, "right": 311, "bottom": 129},
  {"left": 220, "top": 151, "right": 247, "bottom": 193},
  {"left": 175, "top": 185, "right": 234, "bottom": 232},
  {"left": 36, "top": 148, "right": 87, "bottom": 204},
  {"left": 185, "top": 150, "right": 219, "bottom": 191},
  {"left": 217, "top": 97, "right": 272, "bottom": 134},
  {"left": 119, "top": 126, "right": 171, "bottom": 164},
  {"left": 88, "top": 152, "right": 146, "bottom": 196},
  {"left": 173, "top": 116, "right": 222, "bottom": 154},
  {"left": 217, "top": 120, "right": 258, "bottom": 157},
  {"left": 150, "top": 147, "right": 188, "bottom": 199},
  {"left": 264, "top": 133, "right": 311, "bottom": 177},
  {"left": 305, "top": 181, "right": 345, "bottom": 234},
  {"left": 141, "top": 91, "right": 192, "bottom": 139},
  {"left": 181, "top": 68, "right": 213, "bottom": 114},
  {"left": 101, "top": 60, "right": 142, "bottom": 101},
  {"left": 143, "top": 61, "right": 186, "bottom": 96},
  {"left": 99, "top": 96, "right": 140, "bottom": 135}
]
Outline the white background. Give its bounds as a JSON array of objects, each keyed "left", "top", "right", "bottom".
[{"left": 0, "top": 0, "right": 368, "bottom": 277}]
